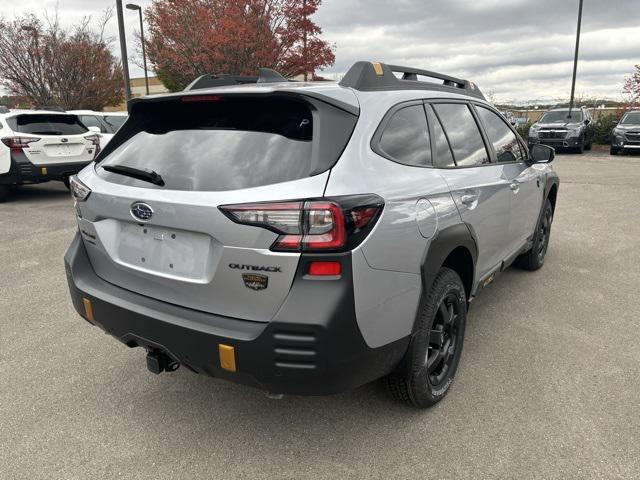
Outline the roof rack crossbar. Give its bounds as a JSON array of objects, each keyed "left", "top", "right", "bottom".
[
  {"left": 184, "top": 67, "right": 291, "bottom": 91},
  {"left": 339, "top": 61, "right": 484, "bottom": 100},
  {"left": 388, "top": 64, "right": 466, "bottom": 89}
]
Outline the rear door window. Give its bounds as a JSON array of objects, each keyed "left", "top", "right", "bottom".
[
  {"left": 476, "top": 106, "right": 525, "bottom": 163},
  {"left": 432, "top": 103, "right": 489, "bottom": 167},
  {"left": 98, "top": 96, "right": 356, "bottom": 192},
  {"left": 104, "top": 115, "right": 126, "bottom": 131},
  {"left": 378, "top": 104, "right": 431, "bottom": 166},
  {"left": 7, "top": 114, "right": 88, "bottom": 135}
]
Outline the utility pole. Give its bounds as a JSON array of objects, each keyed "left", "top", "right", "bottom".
[
  {"left": 126, "top": 3, "right": 149, "bottom": 95},
  {"left": 568, "top": 0, "right": 583, "bottom": 117},
  {"left": 116, "top": 0, "right": 132, "bottom": 101}
]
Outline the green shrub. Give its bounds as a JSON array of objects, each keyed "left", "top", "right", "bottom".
[
  {"left": 516, "top": 122, "right": 532, "bottom": 141},
  {"left": 592, "top": 114, "right": 616, "bottom": 144}
]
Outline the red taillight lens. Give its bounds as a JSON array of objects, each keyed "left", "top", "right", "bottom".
[
  {"left": 84, "top": 134, "right": 101, "bottom": 158},
  {"left": 1, "top": 136, "right": 40, "bottom": 151},
  {"left": 220, "top": 196, "right": 383, "bottom": 253},
  {"left": 307, "top": 261, "right": 342, "bottom": 276}
]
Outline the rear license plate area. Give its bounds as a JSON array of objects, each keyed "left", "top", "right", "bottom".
[{"left": 117, "top": 222, "right": 213, "bottom": 281}]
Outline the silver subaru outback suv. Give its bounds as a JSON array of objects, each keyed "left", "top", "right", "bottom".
[{"left": 65, "top": 61, "right": 559, "bottom": 408}]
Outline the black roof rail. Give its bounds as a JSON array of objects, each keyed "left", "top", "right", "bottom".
[
  {"left": 184, "top": 67, "right": 290, "bottom": 91},
  {"left": 339, "top": 61, "right": 485, "bottom": 100}
]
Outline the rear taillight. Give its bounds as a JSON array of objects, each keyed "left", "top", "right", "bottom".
[
  {"left": 1, "top": 136, "right": 40, "bottom": 152},
  {"left": 84, "top": 134, "right": 101, "bottom": 159},
  {"left": 220, "top": 195, "right": 383, "bottom": 252},
  {"left": 69, "top": 175, "right": 91, "bottom": 202}
]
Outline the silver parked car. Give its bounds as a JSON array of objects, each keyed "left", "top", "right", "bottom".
[{"left": 65, "top": 62, "right": 559, "bottom": 408}]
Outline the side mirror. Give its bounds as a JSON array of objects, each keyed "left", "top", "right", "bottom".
[
  {"left": 87, "top": 126, "right": 101, "bottom": 133},
  {"left": 529, "top": 144, "right": 555, "bottom": 164},
  {"left": 584, "top": 118, "right": 590, "bottom": 125}
]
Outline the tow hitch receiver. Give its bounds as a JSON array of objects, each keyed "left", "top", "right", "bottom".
[{"left": 146, "top": 349, "right": 180, "bottom": 374}]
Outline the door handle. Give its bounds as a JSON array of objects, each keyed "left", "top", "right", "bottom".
[
  {"left": 509, "top": 182, "right": 520, "bottom": 192},
  {"left": 461, "top": 194, "right": 478, "bottom": 205}
]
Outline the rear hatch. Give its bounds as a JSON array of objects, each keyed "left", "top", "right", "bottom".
[
  {"left": 77, "top": 91, "right": 358, "bottom": 322},
  {"left": 6, "top": 114, "right": 97, "bottom": 165}
]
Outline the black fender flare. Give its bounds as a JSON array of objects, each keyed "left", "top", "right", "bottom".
[{"left": 411, "top": 223, "right": 477, "bottom": 334}]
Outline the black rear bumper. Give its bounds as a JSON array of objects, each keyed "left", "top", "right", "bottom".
[
  {"left": 64, "top": 234, "right": 409, "bottom": 395},
  {"left": 0, "top": 150, "right": 89, "bottom": 185}
]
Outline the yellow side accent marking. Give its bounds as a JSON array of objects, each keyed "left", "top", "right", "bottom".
[
  {"left": 219, "top": 344, "right": 237, "bottom": 372},
  {"left": 82, "top": 297, "right": 95, "bottom": 323}
]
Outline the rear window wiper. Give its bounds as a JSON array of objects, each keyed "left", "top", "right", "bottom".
[{"left": 102, "top": 165, "right": 165, "bottom": 186}]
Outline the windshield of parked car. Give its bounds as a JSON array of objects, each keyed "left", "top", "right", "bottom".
[
  {"left": 620, "top": 112, "right": 640, "bottom": 125},
  {"left": 6, "top": 114, "right": 88, "bottom": 135},
  {"left": 104, "top": 115, "right": 127, "bottom": 130},
  {"left": 539, "top": 110, "right": 583, "bottom": 123}
]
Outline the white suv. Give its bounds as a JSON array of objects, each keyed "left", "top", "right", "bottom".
[{"left": 0, "top": 111, "right": 101, "bottom": 202}]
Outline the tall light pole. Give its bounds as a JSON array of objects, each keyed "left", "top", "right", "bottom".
[
  {"left": 116, "top": 0, "right": 132, "bottom": 101},
  {"left": 568, "top": 0, "right": 583, "bottom": 116},
  {"left": 126, "top": 3, "right": 150, "bottom": 95}
]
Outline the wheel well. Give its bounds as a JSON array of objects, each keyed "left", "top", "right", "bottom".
[
  {"left": 547, "top": 184, "right": 558, "bottom": 212},
  {"left": 442, "top": 246, "right": 474, "bottom": 300}
]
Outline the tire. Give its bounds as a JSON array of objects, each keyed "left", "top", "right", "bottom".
[
  {"left": 610, "top": 146, "right": 619, "bottom": 155},
  {"left": 515, "top": 199, "right": 553, "bottom": 271},
  {"left": 585, "top": 141, "right": 592, "bottom": 151},
  {"left": 385, "top": 267, "right": 467, "bottom": 408},
  {"left": 0, "top": 184, "right": 9, "bottom": 203},
  {"left": 62, "top": 176, "right": 71, "bottom": 190},
  {"left": 575, "top": 143, "right": 584, "bottom": 154}
]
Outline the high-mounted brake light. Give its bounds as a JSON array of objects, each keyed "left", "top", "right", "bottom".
[
  {"left": 1, "top": 136, "right": 40, "bottom": 152},
  {"left": 220, "top": 195, "right": 383, "bottom": 253},
  {"left": 84, "top": 134, "right": 101, "bottom": 159},
  {"left": 181, "top": 95, "right": 221, "bottom": 103}
]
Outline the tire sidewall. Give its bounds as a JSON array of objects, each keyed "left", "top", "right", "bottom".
[{"left": 408, "top": 270, "right": 467, "bottom": 406}]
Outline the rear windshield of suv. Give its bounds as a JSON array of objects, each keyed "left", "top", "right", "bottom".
[
  {"left": 98, "top": 96, "right": 322, "bottom": 191},
  {"left": 104, "top": 115, "right": 127, "bottom": 130},
  {"left": 6, "top": 114, "right": 88, "bottom": 135}
]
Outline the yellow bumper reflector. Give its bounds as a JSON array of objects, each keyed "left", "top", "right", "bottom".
[
  {"left": 218, "top": 344, "right": 237, "bottom": 372},
  {"left": 82, "top": 297, "right": 95, "bottom": 323},
  {"left": 41, "top": 167, "right": 48, "bottom": 175},
  {"left": 372, "top": 62, "right": 384, "bottom": 76}
]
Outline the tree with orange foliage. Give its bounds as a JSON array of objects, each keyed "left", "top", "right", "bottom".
[{"left": 145, "top": 0, "right": 335, "bottom": 91}]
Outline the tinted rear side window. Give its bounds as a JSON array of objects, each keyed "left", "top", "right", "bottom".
[
  {"left": 432, "top": 104, "right": 489, "bottom": 167},
  {"left": 99, "top": 97, "right": 321, "bottom": 191},
  {"left": 78, "top": 115, "right": 108, "bottom": 133},
  {"left": 476, "top": 106, "right": 524, "bottom": 163},
  {"left": 7, "top": 114, "right": 88, "bottom": 135},
  {"left": 378, "top": 104, "right": 431, "bottom": 166}
]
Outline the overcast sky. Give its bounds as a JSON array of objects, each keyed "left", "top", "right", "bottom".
[{"left": 2, "top": 0, "right": 638, "bottom": 102}]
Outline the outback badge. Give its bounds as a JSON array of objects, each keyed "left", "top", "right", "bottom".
[{"left": 242, "top": 273, "right": 268, "bottom": 291}]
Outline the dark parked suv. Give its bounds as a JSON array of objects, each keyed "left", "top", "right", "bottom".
[
  {"left": 611, "top": 110, "right": 640, "bottom": 155},
  {"left": 528, "top": 106, "right": 594, "bottom": 153}
]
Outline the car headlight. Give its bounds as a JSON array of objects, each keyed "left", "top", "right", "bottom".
[{"left": 613, "top": 128, "right": 624, "bottom": 137}]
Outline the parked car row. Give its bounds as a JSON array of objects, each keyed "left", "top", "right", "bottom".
[
  {"left": 527, "top": 106, "right": 640, "bottom": 155},
  {"left": 0, "top": 109, "right": 127, "bottom": 202}
]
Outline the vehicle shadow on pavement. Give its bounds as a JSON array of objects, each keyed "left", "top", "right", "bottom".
[{"left": 8, "top": 183, "right": 70, "bottom": 203}]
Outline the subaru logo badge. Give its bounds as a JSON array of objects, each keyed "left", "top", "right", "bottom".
[{"left": 130, "top": 202, "right": 153, "bottom": 221}]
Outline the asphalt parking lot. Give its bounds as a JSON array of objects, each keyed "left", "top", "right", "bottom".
[{"left": 1, "top": 150, "right": 639, "bottom": 479}]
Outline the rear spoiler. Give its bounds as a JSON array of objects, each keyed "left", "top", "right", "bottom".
[{"left": 184, "top": 68, "right": 290, "bottom": 91}]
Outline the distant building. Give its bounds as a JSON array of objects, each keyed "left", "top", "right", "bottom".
[{"left": 104, "top": 76, "right": 169, "bottom": 112}]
